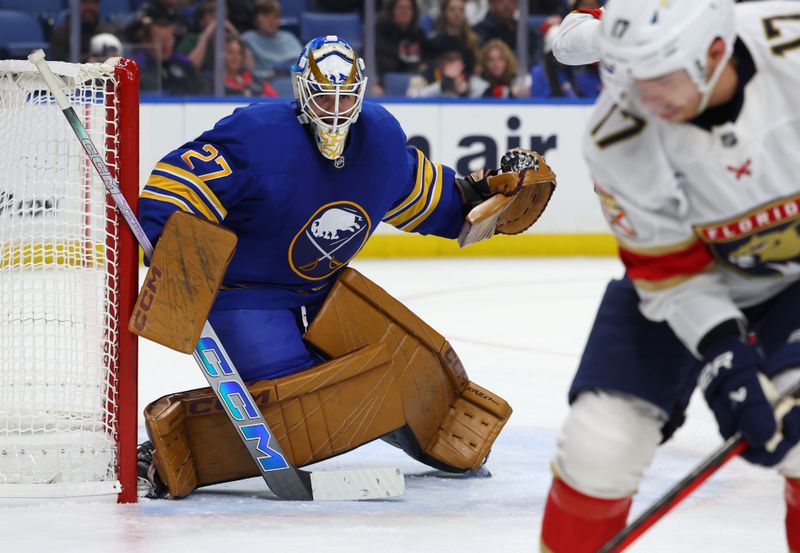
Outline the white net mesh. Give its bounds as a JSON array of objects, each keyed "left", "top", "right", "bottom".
[{"left": 0, "top": 59, "right": 124, "bottom": 496}]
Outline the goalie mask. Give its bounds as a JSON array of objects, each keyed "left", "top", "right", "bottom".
[{"left": 292, "top": 36, "right": 367, "bottom": 160}]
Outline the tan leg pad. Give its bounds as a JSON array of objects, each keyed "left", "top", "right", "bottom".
[
  {"left": 145, "top": 342, "right": 403, "bottom": 498},
  {"left": 428, "top": 381, "right": 512, "bottom": 470},
  {"left": 305, "top": 268, "right": 512, "bottom": 471},
  {"left": 130, "top": 212, "right": 237, "bottom": 353}
]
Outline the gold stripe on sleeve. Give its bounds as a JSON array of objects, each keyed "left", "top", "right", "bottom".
[
  {"left": 383, "top": 149, "right": 425, "bottom": 221},
  {"left": 144, "top": 175, "right": 220, "bottom": 222},
  {"left": 155, "top": 162, "right": 228, "bottom": 219},
  {"left": 402, "top": 161, "right": 443, "bottom": 232},
  {"left": 384, "top": 155, "right": 435, "bottom": 228}
]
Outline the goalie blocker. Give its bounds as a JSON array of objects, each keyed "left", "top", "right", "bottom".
[{"left": 131, "top": 218, "right": 511, "bottom": 497}]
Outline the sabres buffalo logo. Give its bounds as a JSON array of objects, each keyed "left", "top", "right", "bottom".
[{"left": 289, "top": 201, "right": 371, "bottom": 280}]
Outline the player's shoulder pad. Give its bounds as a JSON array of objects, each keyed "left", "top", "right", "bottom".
[
  {"left": 197, "top": 101, "right": 304, "bottom": 160},
  {"left": 733, "top": 1, "right": 800, "bottom": 75},
  {"left": 583, "top": 94, "right": 680, "bottom": 206},
  {"left": 212, "top": 101, "right": 298, "bottom": 135},
  {"left": 358, "top": 100, "right": 407, "bottom": 148}
]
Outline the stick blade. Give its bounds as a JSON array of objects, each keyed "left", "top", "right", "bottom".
[{"left": 310, "top": 468, "right": 405, "bottom": 500}]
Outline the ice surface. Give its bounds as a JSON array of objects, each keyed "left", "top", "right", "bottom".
[{"left": 0, "top": 259, "right": 786, "bottom": 552}]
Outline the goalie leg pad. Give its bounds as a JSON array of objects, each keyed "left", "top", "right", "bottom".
[
  {"left": 304, "top": 268, "right": 512, "bottom": 471},
  {"left": 130, "top": 212, "right": 237, "bottom": 353},
  {"left": 554, "top": 390, "right": 664, "bottom": 498},
  {"left": 145, "top": 342, "right": 404, "bottom": 498}
]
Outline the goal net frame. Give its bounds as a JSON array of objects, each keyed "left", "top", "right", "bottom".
[{"left": 0, "top": 57, "right": 139, "bottom": 503}]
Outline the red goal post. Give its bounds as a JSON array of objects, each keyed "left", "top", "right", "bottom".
[{"left": 0, "top": 57, "right": 139, "bottom": 503}]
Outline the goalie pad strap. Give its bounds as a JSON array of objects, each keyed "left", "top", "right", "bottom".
[
  {"left": 305, "top": 268, "right": 511, "bottom": 471},
  {"left": 145, "top": 342, "right": 403, "bottom": 498},
  {"left": 129, "top": 212, "right": 237, "bottom": 353}
]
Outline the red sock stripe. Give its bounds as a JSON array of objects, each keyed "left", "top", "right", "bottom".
[
  {"left": 541, "top": 478, "right": 631, "bottom": 553},
  {"left": 788, "top": 478, "right": 800, "bottom": 553}
]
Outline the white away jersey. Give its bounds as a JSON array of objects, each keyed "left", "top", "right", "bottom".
[{"left": 585, "top": 1, "right": 800, "bottom": 354}]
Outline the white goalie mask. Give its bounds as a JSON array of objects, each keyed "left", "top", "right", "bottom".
[
  {"left": 291, "top": 36, "right": 368, "bottom": 160},
  {"left": 598, "top": 0, "right": 736, "bottom": 115}
]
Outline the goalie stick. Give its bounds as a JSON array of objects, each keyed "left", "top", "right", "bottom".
[
  {"left": 598, "top": 376, "right": 800, "bottom": 552},
  {"left": 28, "top": 50, "right": 404, "bottom": 501}
]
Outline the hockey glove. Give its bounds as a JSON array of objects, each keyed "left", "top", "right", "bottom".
[
  {"left": 699, "top": 334, "right": 800, "bottom": 466},
  {"left": 456, "top": 148, "right": 556, "bottom": 246}
]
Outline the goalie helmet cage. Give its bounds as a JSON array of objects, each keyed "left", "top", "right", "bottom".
[{"left": 0, "top": 57, "right": 139, "bottom": 503}]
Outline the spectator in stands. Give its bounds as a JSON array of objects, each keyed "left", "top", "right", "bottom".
[
  {"left": 569, "top": 0, "right": 603, "bottom": 11},
  {"left": 224, "top": 36, "right": 278, "bottom": 97},
  {"left": 178, "top": 1, "right": 246, "bottom": 73},
  {"left": 135, "top": 19, "right": 209, "bottom": 96},
  {"left": 86, "top": 32, "right": 123, "bottom": 63},
  {"left": 473, "top": 0, "right": 518, "bottom": 49},
  {"left": 479, "top": 39, "right": 528, "bottom": 98},
  {"left": 126, "top": 0, "right": 190, "bottom": 45},
  {"left": 49, "top": 0, "right": 120, "bottom": 62},
  {"left": 135, "top": 0, "right": 186, "bottom": 27},
  {"left": 530, "top": 0, "right": 567, "bottom": 15},
  {"left": 375, "top": 0, "right": 430, "bottom": 86},
  {"left": 464, "top": 0, "right": 489, "bottom": 25},
  {"left": 429, "top": 0, "right": 481, "bottom": 76},
  {"left": 227, "top": 0, "right": 257, "bottom": 33},
  {"left": 313, "top": 0, "right": 365, "bottom": 15},
  {"left": 241, "top": 0, "right": 303, "bottom": 82},
  {"left": 416, "top": 0, "right": 441, "bottom": 21},
  {"left": 411, "top": 35, "right": 488, "bottom": 98},
  {"left": 530, "top": 18, "right": 600, "bottom": 98}
]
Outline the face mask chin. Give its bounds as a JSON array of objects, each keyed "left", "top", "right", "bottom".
[{"left": 312, "top": 123, "right": 350, "bottom": 160}]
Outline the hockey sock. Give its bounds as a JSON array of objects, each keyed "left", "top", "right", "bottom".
[
  {"left": 540, "top": 477, "right": 632, "bottom": 553},
  {"left": 787, "top": 478, "right": 800, "bottom": 553}
]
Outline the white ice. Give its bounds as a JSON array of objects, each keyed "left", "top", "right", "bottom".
[{"left": 0, "top": 258, "right": 787, "bottom": 553}]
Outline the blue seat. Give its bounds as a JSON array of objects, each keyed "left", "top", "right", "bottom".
[
  {"left": 281, "top": 0, "right": 308, "bottom": 24},
  {"left": 300, "top": 12, "right": 363, "bottom": 51},
  {"left": 418, "top": 13, "right": 434, "bottom": 35},
  {"left": 0, "top": 10, "right": 48, "bottom": 58},
  {"left": 100, "top": 0, "right": 131, "bottom": 22},
  {"left": 279, "top": 0, "right": 308, "bottom": 38},
  {"left": 0, "top": 0, "right": 64, "bottom": 15},
  {"left": 382, "top": 72, "right": 411, "bottom": 97},
  {"left": 270, "top": 75, "right": 294, "bottom": 97}
]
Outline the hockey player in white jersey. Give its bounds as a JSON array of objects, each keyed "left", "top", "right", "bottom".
[{"left": 540, "top": 1, "right": 800, "bottom": 551}]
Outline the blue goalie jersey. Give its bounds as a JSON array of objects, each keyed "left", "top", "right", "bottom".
[{"left": 139, "top": 101, "right": 465, "bottom": 311}]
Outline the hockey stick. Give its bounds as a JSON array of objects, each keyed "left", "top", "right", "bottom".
[
  {"left": 28, "top": 50, "right": 404, "bottom": 501},
  {"left": 598, "top": 376, "right": 800, "bottom": 552}
]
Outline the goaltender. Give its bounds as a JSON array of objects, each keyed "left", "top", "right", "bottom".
[{"left": 133, "top": 35, "right": 557, "bottom": 498}]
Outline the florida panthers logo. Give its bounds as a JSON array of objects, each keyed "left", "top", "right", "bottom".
[
  {"left": 727, "top": 221, "right": 800, "bottom": 276},
  {"left": 289, "top": 201, "right": 371, "bottom": 280},
  {"left": 695, "top": 196, "right": 800, "bottom": 277}
]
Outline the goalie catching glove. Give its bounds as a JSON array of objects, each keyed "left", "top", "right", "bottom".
[{"left": 456, "top": 148, "right": 556, "bottom": 247}]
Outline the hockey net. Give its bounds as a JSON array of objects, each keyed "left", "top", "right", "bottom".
[{"left": 0, "top": 58, "right": 138, "bottom": 502}]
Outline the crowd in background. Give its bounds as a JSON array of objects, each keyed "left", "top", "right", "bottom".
[{"left": 0, "top": 0, "right": 606, "bottom": 98}]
